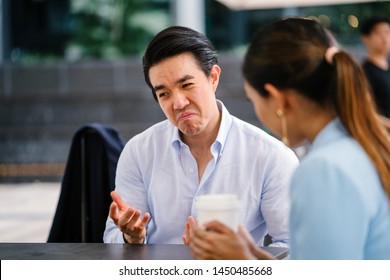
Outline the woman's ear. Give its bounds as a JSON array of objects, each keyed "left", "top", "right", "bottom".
[{"left": 264, "top": 83, "right": 289, "bottom": 111}]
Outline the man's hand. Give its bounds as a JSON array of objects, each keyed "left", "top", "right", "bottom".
[{"left": 109, "top": 191, "right": 151, "bottom": 244}]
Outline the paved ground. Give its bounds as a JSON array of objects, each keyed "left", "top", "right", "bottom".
[{"left": 0, "top": 182, "right": 61, "bottom": 242}]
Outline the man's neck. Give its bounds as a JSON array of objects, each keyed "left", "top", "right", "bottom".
[
  {"left": 183, "top": 123, "right": 220, "bottom": 152},
  {"left": 181, "top": 108, "right": 222, "bottom": 151},
  {"left": 367, "top": 53, "right": 389, "bottom": 70}
]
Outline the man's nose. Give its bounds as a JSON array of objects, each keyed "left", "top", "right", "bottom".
[{"left": 173, "top": 92, "right": 189, "bottom": 110}]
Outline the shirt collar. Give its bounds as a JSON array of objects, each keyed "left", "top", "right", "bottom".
[{"left": 171, "top": 99, "right": 232, "bottom": 158}]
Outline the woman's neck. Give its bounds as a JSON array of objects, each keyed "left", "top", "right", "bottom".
[
  {"left": 303, "top": 114, "right": 335, "bottom": 143},
  {"left": 293, "top": 97, "right": 336, "bottom": 144}
]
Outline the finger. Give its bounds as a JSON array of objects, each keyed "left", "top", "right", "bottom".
[
  {"left": 185, "top": 221, "right": 191, "bottom": 235},
  {"left": 118, "top": 207, "right": 136, "bottom": 230},
  {"left": 190, "top": 223, "right": 205, "bottom": 239},
  {"left": 189, "top": 244, "right": 206, "bottom": 259},
  {"left": 138, "top": 212, "right": 151, "bottom": 229},
  {"left": 203, "top": 220, "right": 234, "bottom": 235},
  {"left": 191, "top": 224, "right": 214, "bottom": 248},
  {"left": 127, "top": 209, "right": 142, "bottom": 228},
  {"left": 190, "top": 223, "right": 227, "bottom": 260},
  {"left": 125, "top": 210, "right": 149, "bottom": 234},
  {"left": 188, "top": 216, "right": 196, "bottom": 226},
  {"left": 182, "top": 222, "right": 190, "bottom": 245},
  {"left": 185, "top": 216, "right": 195, "bottom": 238},
  {"left": 189, "top": 238, "right": 214, "bottom": 260},
  {"left": 109, "top": 202, "right": 120, "bottom": 224},
  {"left": 110, "top": 191, "right": 128, "bottom": 211},
  {"left": 190, "top": 224, "right": 204, "bottom": 235},
  {"left": 127, "top": 211, "right": 148, "bottom": 240}
]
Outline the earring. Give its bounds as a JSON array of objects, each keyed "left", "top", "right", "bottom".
[{"left": 276, "top": 109, "right": 289, "bottom": 146}]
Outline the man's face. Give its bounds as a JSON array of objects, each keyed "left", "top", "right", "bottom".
[
  {"left": 148, "top": 53, "right": 221, "bottom": 139},
  {"left": 363, "top": 22, "right": 390, "bottom": 56}
]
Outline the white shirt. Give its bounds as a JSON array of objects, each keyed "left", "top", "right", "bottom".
[{"left": 104, "top": 100, "right": 298, "bottom": 245}]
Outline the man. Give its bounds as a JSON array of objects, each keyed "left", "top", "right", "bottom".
[
  {"left": 103, "top": 26, "right": 298, "bottom": 246},
  {"left": 360, "top": 16, "right": 390, "bottom": 128}
]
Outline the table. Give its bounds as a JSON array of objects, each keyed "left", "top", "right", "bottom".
[{"left": 0, "top": 243, "right": 288, "bottom": 260}]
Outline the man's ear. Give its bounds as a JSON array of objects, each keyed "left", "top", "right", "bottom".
[
  {"left": 210, "top": 65, "right": 221, "bottom": 91},
  {"left": 264, "top": 83, "right": 289, "bottom": 112}
]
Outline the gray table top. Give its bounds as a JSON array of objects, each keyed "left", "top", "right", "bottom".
[{"left": 0, "top": 243, "right": 288, "bottom": 260}]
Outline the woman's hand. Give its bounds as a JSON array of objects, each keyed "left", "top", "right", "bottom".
[{"left": 189, "top": 220, "right": 263, "bottom": 260}]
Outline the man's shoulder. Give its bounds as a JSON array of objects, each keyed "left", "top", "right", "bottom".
[
  {"left": 230, "top": 116, "right": 293, "bottom": 149},
  {"left": 231, "top": 116, "right": 275, "bottom": 141},
  {"left": 230, "top": 116, "right": 298, "bottom": 160}
]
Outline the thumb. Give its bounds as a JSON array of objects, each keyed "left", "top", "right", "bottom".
[{"left": 110, "top": 191, "right": 128, "bottom": 210}]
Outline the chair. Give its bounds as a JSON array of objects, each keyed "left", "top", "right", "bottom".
[{"left": 47, "top": 123, "right": 124, "bottom": 242}]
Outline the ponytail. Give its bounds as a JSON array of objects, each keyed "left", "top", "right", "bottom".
[{"left": 334, "top": 51, "right": 390, "bottom": 199}]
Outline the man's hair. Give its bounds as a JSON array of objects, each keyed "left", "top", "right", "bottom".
[
  {"left": 142, "top": 26, "right": 218, "bottom": 101},
  {"left": 360, "top": 16, "right": 390, "bottom": 35}
]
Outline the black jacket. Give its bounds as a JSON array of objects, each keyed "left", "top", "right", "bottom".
[{"left": 48, "top": 123, "right": 124, "bottom": 242}]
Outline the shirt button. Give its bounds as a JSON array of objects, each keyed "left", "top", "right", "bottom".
[{"left": 189, "top": 168, "right": 194, "bottom": 173}]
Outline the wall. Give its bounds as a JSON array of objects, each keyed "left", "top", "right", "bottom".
[{"left": 0, "top": 55, "right": 260, "bottom": 182}]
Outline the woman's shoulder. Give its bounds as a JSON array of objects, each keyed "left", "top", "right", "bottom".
[{"left": 293, "top": 136, "right": 381, "bottom": 198}]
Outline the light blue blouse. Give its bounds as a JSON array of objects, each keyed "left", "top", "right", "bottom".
[
  {"left": 104, "top": 100, "right": 298, "bottom": 245},
  {"left": 290, "top": 119, "right": 390, "bottom": 259}
]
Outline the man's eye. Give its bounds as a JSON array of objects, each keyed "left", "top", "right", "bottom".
[
  {"left": 158, "top": 92, "right": 168, "bottom": 98},
  {"left": 182, "top": 83, "right": 193, "bottom": 88}
]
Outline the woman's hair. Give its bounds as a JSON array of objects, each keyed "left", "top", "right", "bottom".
[
  {"left": 243, "top": 17, "right": 390, "bottom": 199},
  {"left": 142, "top": 26, "right": 218, "bottom": 101}
]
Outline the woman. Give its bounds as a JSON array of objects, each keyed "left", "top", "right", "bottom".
[{"left": 189, "top": 17, "right": 390, "bottom": 260}]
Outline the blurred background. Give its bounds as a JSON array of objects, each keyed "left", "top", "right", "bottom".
[{"left": 1, "top": 0, "right": 390, "bottom": 242}]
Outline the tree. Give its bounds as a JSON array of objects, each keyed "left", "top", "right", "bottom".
[{"left": 66, "top": 0, "right": 154, "bottom": 60}]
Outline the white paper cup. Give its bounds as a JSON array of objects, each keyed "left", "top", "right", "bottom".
[{"left": 195, "top": 194, "right": 240, "bottom": 232}]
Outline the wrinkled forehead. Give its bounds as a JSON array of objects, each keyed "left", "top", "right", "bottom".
[{"left": 149, "top": 54, "right": 205, "bottom": 86}]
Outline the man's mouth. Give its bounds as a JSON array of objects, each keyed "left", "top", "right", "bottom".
[{"left": 178, "top": 112, "right": 195, "bottom": 122}]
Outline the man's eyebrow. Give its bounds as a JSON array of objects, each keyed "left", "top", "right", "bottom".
[
  {"left": 177, "top": 75, "right": 195, "bottom": 84},
  {"left": 153, "top": 75, "right": 195, "bottom": 92}
]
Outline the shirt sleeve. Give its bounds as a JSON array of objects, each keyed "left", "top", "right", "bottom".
[
  {"left": 289, "top": 157, "right": 369, "bottom": 259},
  {"left": 103, "top": 139, "right": 150, "bottom": 243},
  {"left": 261, "top": 146, "right": 299, "bottom": 247}
]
